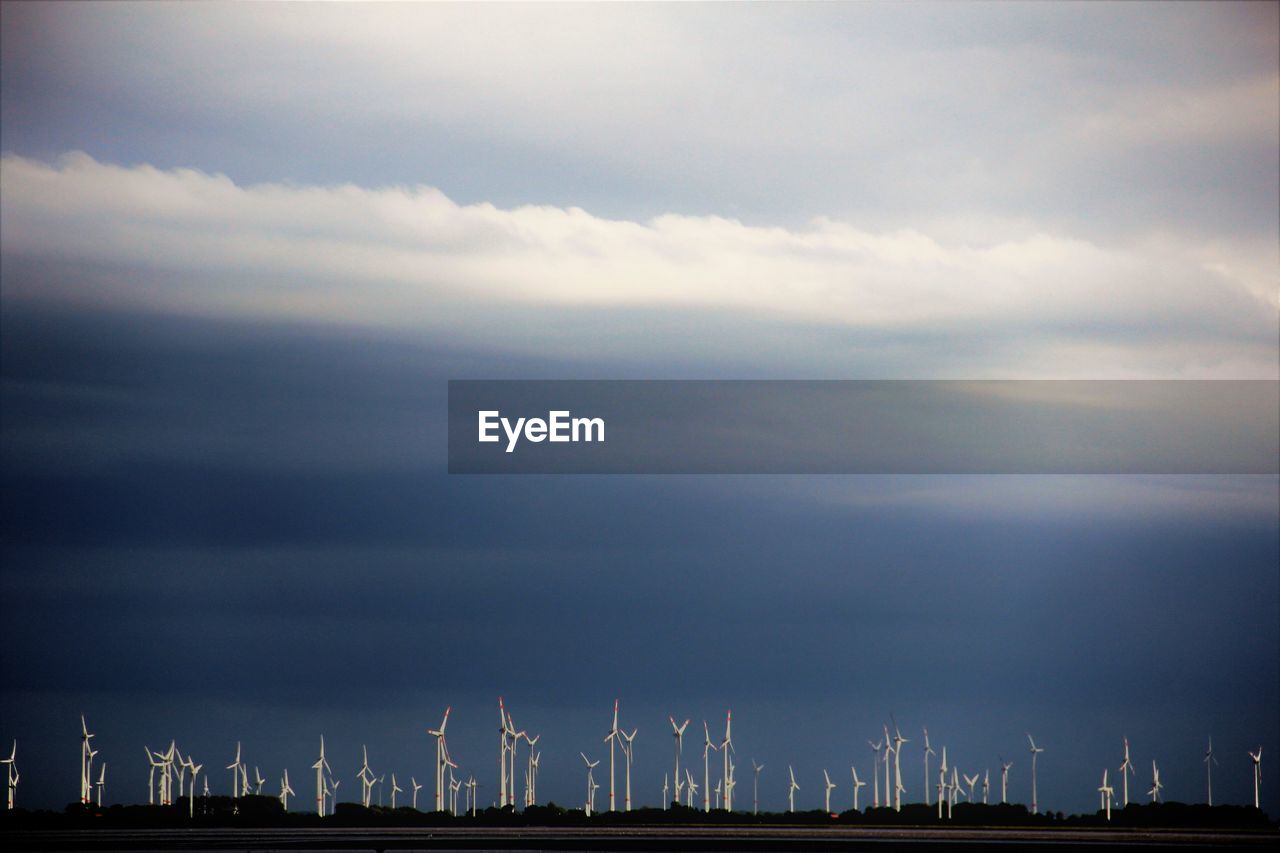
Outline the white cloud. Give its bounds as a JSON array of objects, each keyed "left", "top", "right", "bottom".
[
  {"left": 2, "top": 152, "right": 1275, "bottom": 378},
  {"left": 8, "top": 2, "right": 1275, "bottom": 241}
]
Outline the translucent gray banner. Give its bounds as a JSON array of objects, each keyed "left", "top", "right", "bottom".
[{"left": 447, "top": 381, "right": 1278, "bottom": 474}]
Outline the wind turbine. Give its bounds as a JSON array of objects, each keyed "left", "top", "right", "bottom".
[
  {"left": 505, "top": 712, "right": 524, "bottom": 809},
  {"left": 1098, "top": 768, "right": 1114, "bottom": 820},
  {"left": 720, "top": 710, "right": 734, "bottom": 812},
  {"left": 528, "top": 750, "right": 541, "bottom": 807},
  {"left": 725, "top": 756, "right": 737, "bottom": 815},
  {"left": 159, "top": 743, "right": 177, "bottom": 805},
  {"left": 375, "top": 773, "right": 385, "bottom": 807},
  {"left": 411, "top": 777, "right": 422, "bottom": 810},
  {"left": 1204, "top": 737, "right": 1218, "bottom": 806},
  {"left": 1, "top": 741, "right": 16, "bottom": 810},
  {"left": 922, "top": 727, "right": 936, "bottom": 806},
  {"left": 662, "top": 773, "right": 669, "bottom": 810},
  {"left": 466, "top": 775, "right": 478, "bottom": 816},
  {"left": 1248, "top": 746, "right": 1262, "bottom": 809},
  {"left": 390, "top": 773, "right": 402, "bottom": 809},
  {"left": 325, "top": 777, "right": 340, "bottom": 815},
  {"left": 685, "top": 769, "right": 698, "bottom": 808},
  {"left": 1027, "top": 733, "right": 1044, "bottom": 814},
  {"left": 700, "top": 720, "right": 718, "bottom": 812},
  {"left": 357, "top": 745, "right": 375, "bottom": 808},
  {"left": 948, "top": 765, "right": 960, "bottom": 818},
  {"left": 497, "top": 698, "right": 509, "bottom": 808},
  {"left": 185, "top": 757, "right": 202, "bottom": 819},
  {"left": 523, "top": 733, "right": 540, "bottom": 808},
  {"left": 823, "top": 769, "right": 837, "bottom": 813},
  {"left": 999, "top": 756, "right": 1013, "bottom": 804},
  {"left": 96, "top": 762, "right": 105, "bottom": 807},
  {"left": 173, "top": 747, "right": 186, "bottom": 802},
  {"left": 1118, "top": 737, "right": 1134, "bottom": 807},
  {"left": 85, "top": 745, "right": 100, "bottom": 807},
  {"left": 891, "top": 717, "right": 909, "bottom": 811},
  {"left": 787, "top": 765, "right": 799, "bottom": 813},
  {"left": 312, "top": 736, "right": 331, "bottom": 816},
  {"left": 619, "top": 727, "right": 637, "bottom": 811},
  {"left": 428, "top": 707, "right": 451, "bottom": 813},
  {"left": 1148, "top": 760, "right": 1162, "bottom": 803},
  {"left": 982, "top": 768, "right": 989, "bottom": 804},
  {"left": 670, "top": 716, "right": 689, "bottom": 807},
  {"left": 714, "top": 778, "right": 722, "bottom": 810},
  {"left": 279, "top": 768, "right": 294, "bottom": 811},
  {"left": 254, "top": 766, "right": 266, "bottom": 796},
  {"left": 449, "top": 768, "right": 461, "bottom": 815},
  {"left": 851, "top": 765, "right": 866, "bottom": 811},
  {"left": 868, "top": 737, "right": 882, "bottom": 809},
  {"left": 146, "top": 746, "right": 164, "bottom": 805},
  {"left": 882, "top": 724, "right": 893, "bottom": 811},
  {"left": 752, "top": 760, "right": 765, "bottom": 815},
  {"left": 80, "top": 715, "right": 95, "bottom": 805},
  {"left": 581, "top": 752, "right": 599, "bottom": 817},
  {"left": 603, "top": 699, "right": 621, "bottom": 812},
  {"left": 963, "top": 772, "right": 978, "bottom": 803},
  {"left": 936, "top": 746, "right": 948, "bottom": 819},
  {"left": 226, "top": 742, "right": 243, "bottom": 799}
]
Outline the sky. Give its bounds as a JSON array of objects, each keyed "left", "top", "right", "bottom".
[{"left": 1, "top": 0, "right": 1277, "bottom": 817}]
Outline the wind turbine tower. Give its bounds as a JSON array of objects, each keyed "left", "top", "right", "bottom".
[
  {"left": 1, "top": 741, "right": 16, "bottom": 810},
  {"left": 720, "top": 710, "right": 734, "bottom": 812},
  {"left": 619, "top": 728, "right": 637, "bottom": 811},
  {"left": 1119, "top": 737, "right": 1134, "bottom": 807},
  {"left": 226, "top": 742, "right": 243, "bottom": 799},
  {"left": 185, "top": 758, "right": 202, "bottom": 818},
  {"left": 882, "top": 724, "right": 893, "bottom": 810},
  {"left": 604, "top": 699, "right": 621, "bottom": 812},
  {"left": 752, "top": 760, "right": 764, "bottom": 815},
  {"left": 312, "top": 736, "right": 331, "bottom": 817},
  {"left": 1249, "top": 747, "right": 1262, "bottom": 809},
  {"left": 580, "top": 752, "right": 599, "bottom": 817},
  {"left": 936, "top": 747, "right": 948, "bottom": 820},
  {"left": 701, "top": 720, "right": 717, "bottom": 813},
  {"left": 891, "top": 718, "right": 909, "bottom": 811},
  {"left": 669, "top": 717, "right": 689, "bottom": 807},
  {"left": 1027, "top": 733, "right": 1044, "bottom": 814},
  {"left": 1204, "top": 737, "right": 1218, "bottom": 806},
  {"left": 1098, "top": 768, "right": 1114, "bottom": 820},
  {"left": 79, "top": 715, "right": 95, "bottom": 805},
  {"left": 428, "top": 707, "right": 452, "bottom": 813},
  {"left": 279, "top": 768, "right": 294, "bottom": 811},
  {"left": 868, "top": 738, "right": 882, "bottom": 809},
  {"left": 496, "top": 698, "right": 509, "bottom": 808},
  {"left": 922, "top": 727, "right": 935, "bottom": 806}
]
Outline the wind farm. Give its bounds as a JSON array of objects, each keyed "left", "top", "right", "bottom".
[
  {"left": 0, "top": 708, "right": 1275, "bottom": 853},
  {"left": 1, "top": 1, "right": 1277, "bottom": 850}
]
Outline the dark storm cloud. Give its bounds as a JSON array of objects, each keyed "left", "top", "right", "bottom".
[{"left": 1, "top": 302, "right": 1275, "bottom": 814}]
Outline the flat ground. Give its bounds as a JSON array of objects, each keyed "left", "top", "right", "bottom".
[{"left": 3, "top": 825, "right": 1277, "bottom": 850}]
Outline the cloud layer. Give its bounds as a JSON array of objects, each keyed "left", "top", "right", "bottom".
[{"left": 3, "top": 152, "right": 1275, "bottom": 378}]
